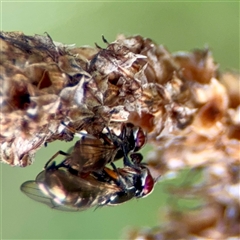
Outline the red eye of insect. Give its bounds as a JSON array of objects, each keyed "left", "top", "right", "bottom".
[
  {"left": 134, "top": 128, "right": 146, "bottom": 152},
  {"left": 142, "top": 170, "right": 154, "bottom": 196},
  {"left": 144, "top": 175, "right": 154, "bottom": 195}
]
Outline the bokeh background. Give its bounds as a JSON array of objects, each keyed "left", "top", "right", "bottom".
[{"left": 1, "top": 1, "right": 239, "bottom": 239}]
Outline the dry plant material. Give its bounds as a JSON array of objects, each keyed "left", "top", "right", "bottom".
[{"left": 1, "top": 31, "right": 239, "bottom": 238}]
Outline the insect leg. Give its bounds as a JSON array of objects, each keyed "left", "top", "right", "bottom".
[
  {"left": 122, "top": 148, "right": 134, "bottom": 168},
  {"left": 44, "top": 150, "right": 70, "bottom": 169},
  {"left": 60, "top": 121, "right": 77, "bottom": 134},
  {"left": 110, "top": 163, "right": 128, "bottom": 190},
  {"left": 110, "top": 162, "right": 119, "bottom": 174}
]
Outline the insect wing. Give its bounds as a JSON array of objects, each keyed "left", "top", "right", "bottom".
[
  {"left": 69, "top": 136, "right": 117, "bottom": 173},
  {"left": 20, "top": 170, "right": 81, "bottom": 211},
  {"left": 21, "top": 179, "right": 78, "bottom": 211},
  {"left": 21, "top": 167, "right": 121, "bottom": 211},
  {"left": 20, "top": 180, "right": 59, "bottom": 209}
]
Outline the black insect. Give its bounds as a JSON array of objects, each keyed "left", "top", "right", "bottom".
[
  {"left": 20, "top": 153, "right": 154, "bottom": 211},
  {"left": 46, "top": 122, "right": 146, "bottom": 175}
]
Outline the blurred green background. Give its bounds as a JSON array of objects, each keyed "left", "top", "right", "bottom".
[{"left": 0, "top": 1, "right": 239, "bottom": 239}]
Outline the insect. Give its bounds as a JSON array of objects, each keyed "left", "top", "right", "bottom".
[
  {"left": 20, "top": 153, "right": 154, "bottom": 211},
  {"left": 47, "top": 122, "right": 146, "bottom": 174}
]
